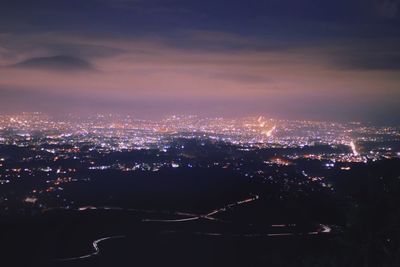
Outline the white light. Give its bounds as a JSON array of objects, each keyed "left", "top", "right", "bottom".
[{"left": 350, "top": 141, "right": 359, "bottom": 156}]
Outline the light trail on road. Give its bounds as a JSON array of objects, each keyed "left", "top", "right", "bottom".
[
  {"left": 142, "top": 195, "right": 259, "bottom": 223},
  {"left": 56, "top": 235, "right": 125, "bottom": 262},
  {"left": 52, "top": 196, "right": 334, "bottom": 262}
]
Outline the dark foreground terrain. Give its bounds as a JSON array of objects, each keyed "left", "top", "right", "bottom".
[{"left": 1, "top": 141, "right": 400, "bottom": 266}]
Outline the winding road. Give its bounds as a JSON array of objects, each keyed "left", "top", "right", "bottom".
[
  {"left": 57, "top": 235, "right": 126, "bottom": 261},
  {"left": 54, "top": 194, "right": 332, "bottom": 261}
]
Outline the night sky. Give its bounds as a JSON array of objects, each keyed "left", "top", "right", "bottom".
[{"left": 0, "top": 0, "right": 399, "bottom": 123}]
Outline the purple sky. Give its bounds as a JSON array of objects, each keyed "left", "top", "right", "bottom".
[{"left": 0, "top": 0, "right": 399, "bottom": 123}]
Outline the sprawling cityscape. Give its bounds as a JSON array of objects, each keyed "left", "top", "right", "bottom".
[{"left": 1, "top": 112, "right": 399, "bottom": 266}]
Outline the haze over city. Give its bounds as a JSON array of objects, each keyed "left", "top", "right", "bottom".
[{"left": 1, "top": 0, "right": 400, "bottom": 123}]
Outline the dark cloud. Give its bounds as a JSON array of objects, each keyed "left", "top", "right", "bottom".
[
  {"left": 11, "top": 55, "right": 94, "bottom": 72},
  {"left": 328, "top": 39, "right": 400, "bottom": 70},
  {"left": 338, "top": 53, "right": 400, "bottom": 70},
  {"left": 0, "top": 33, "right": 126, "bottom": 61},
  {"left": 42, "top": 43, "right": 125, "bottom": 59}
]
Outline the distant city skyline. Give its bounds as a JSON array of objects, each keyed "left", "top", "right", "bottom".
[{"left": 1, "top": 0, "right": 400, "bottom": 124}]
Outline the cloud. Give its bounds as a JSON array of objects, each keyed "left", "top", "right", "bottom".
[
  {"left": 336, "top": 52, "right": 400, "bottom": 70},
  {"left": 0, "top": 32, "right": 126, "bottom": 65},
  {"left": 10, "top": 55, "right": 94, "bottom": 72},
  {"left": 0, "top": 31, "right": 399, "bottom": 122},
  {"left": 325, "top": 39, "right": 400, "bottom": 70}
]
